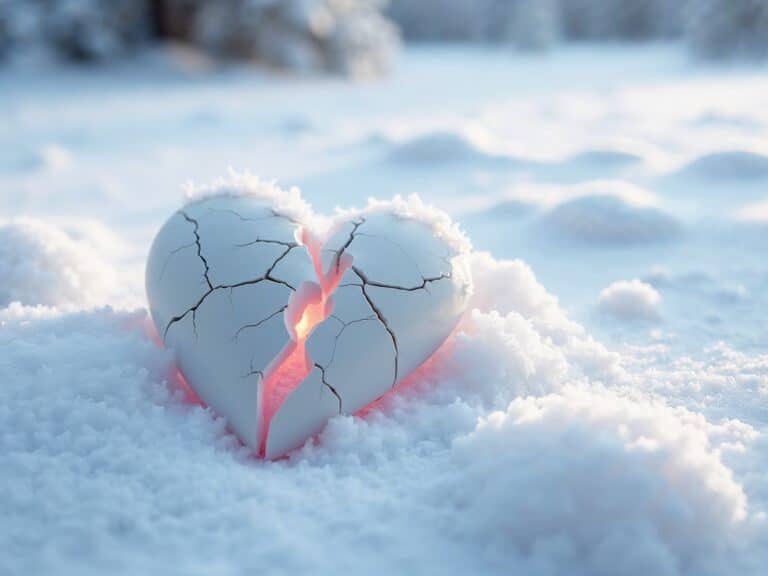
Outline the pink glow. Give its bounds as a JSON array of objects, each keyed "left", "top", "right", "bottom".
[
  {"left": 354, "top": 324, "right": 461, "bottom": 420},
  {"left": 136, "top": 316, "right": 205, "bottom": 406},
  {"left": 257, "top": 228, "right": 351, "bottom": 457}
]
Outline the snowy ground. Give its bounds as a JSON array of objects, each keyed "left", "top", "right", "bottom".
[{"left": 1, "top": 44, "right": 767, "bottom": 575}]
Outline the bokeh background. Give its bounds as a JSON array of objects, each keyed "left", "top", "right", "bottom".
[{"left": 1, "top": 0, "right": 768, "bottom": 70}]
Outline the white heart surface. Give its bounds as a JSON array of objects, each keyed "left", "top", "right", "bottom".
[{"left": 146, "top": 190, "right": 471, "bottom": 458}]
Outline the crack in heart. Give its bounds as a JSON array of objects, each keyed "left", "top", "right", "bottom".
[
  {"left": 161, "top": 237, "right": 298, "bottom": 341},
  {"left": 147, "top": 193, "right": 470, "bottom": 458}
]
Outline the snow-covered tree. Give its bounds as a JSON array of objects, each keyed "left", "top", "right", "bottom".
[
  {"left": 388, "top": 0, "right": 558, "bottom": 49},
  {"left": 558, "top": 0, "right": 683, "bottom": 40},
  {"left": 0, "top": 0, "right": 397, "bottom": 75},
  {"left": 0, "top": 0, "right": 45, "bottom": 59},
  {"left": 161, "top": 0, "right": 399, "bottom": 77},
  {"left": 686, "top": 0, "right": 768, "bottom": 58},
  {"left": 488, "top": 0, "right": 559, "bottom": 48},
  {"left": 45, "top": 0, "right": 151, "bottom": 61},
  {"left": 388, "top": 0, "right": 484, "bottom": 41}
]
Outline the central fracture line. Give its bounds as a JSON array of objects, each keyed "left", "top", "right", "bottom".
[{"left": 256, "top": 228, "right": 352, "bottom": 458}]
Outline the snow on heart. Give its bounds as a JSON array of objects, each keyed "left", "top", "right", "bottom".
[{"left": 146, "top": 172, "right": 472, "bottom": 458}]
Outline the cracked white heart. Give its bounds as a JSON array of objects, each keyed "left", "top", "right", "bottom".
[{"left": 146, "top": 185, "right": 471, "bottom": 458}]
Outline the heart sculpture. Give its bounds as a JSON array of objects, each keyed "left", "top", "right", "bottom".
[{"left": 146, "top": 187, "right": 471, "bottom": 458}]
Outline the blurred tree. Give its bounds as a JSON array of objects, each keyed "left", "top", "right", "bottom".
[
  {"left": 388, "top": 0, "right": 559, "bottom": 49},
  {"left": 3, "top": 0, "right": 768, "bottom": 66},
  {"left": 46, "top": 0, "right": 150, "bottom": 61},
  {"left": 0, "top": 0, "right": 45, "bottom": 59},
  {"left": 156, "top": 0, "right": 399, "bottom": 76},
  {"left": 558, "top": 0, "right": 683, "bottom": 40},
  {"left": 686, "top": 0, "right": 768, "bottom": 58},
  {"left": 0, "top": 0, "right": 398, "bottom": 75}
]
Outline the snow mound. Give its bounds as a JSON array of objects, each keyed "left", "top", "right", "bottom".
[
  {"left": 442, "top": 388, "right": 748, "bottom": 575},
  {"left": 680, "top": 151, "right": 768, "bottom": 180},
  {"left": 466, "top": 251, "right": 623, "bottom": 384},
  {"left": 599, "top": 279, "right": 661, "bottom": 322},
  {"left": 541, "top": 195, "right": 680, "bottom": 244},
  {"left": 543, "top": 150, "right": 646, "bottom": 181},
  {"left": 0, "top": 218, "right": 120, "bottom": 309},
  {"left": 734, "top": 200, "right": 768, "bottom": 224},
  {"left": 564, "top": 149, "right": 643, "bottom": 169},
  {"left": 386, "top": 131, "right": 508, "bottom": 166},
  {"left": 463, "top": 200, "right": 535, "bottom": 224}
]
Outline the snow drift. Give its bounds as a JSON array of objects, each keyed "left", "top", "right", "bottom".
[
  {"left": 0, "top": 218, "right": 122, "bottom": 308},
  {"left": 599, "top": 279, "right": 661, "bottom": 322},
  {"left": 540, "top": 195, "right": 681, "bottom": 245}
]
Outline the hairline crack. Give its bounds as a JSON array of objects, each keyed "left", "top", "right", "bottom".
[
  {"left": 314, "top": 363, "right": 343, "bottom": 413},
  {"left": 163, "top": 241, "right": 298, "bottom": 341},
  {"left": 180, "top": 210, "right": 213, "bottom": 291},
  {"left": 351, "top": 267, "right": 399, "bottom": 386}
]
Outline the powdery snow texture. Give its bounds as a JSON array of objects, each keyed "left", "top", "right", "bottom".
[{"left": 1, "top": 238, "right": 762, "bottom": 576}]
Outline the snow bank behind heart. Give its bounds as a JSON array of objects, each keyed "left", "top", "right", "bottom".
[{"left": 0, "top": 217, "right": 125, "bottom": 309}]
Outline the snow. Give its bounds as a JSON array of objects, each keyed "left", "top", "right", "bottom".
[
  {"left": 0, "top": 218, "right": 125, "bottom": 308},
  {"left": 598, "top": 279, "right": 662, "bottom": 321},
  {"left": 1, "top": 44, "right": 768, "bottom": 575},
  {"left": 735, "top": 200, "right": 768, "bottom": 223},
  {"left": 681, "top": 150, "right": 768, "bottom": 181},
  {"left": 2, "top": 258, "right": 765, "bottom": 575},
  {"left": 540, "top": 194, "right": 680, "bottom": 244}
]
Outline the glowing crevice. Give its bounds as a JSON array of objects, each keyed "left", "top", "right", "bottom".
[{"left": 256, "top": 228, "right": 352, "bottom": 458}]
